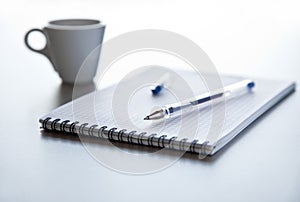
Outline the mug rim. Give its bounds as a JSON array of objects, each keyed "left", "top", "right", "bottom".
[{"left": 46, "top": 19, "right": 104, "bottom": 30}]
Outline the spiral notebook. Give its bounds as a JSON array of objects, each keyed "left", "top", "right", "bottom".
[{"left": 39, "top": 70, "right": 295, "bottom": 155}]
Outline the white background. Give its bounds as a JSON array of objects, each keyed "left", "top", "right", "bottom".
[
  {"left": 1, "top": 0, "right": 300, "bottom": 82},
  {"left": 0, "top": 1, "right": 300, "bottom": 202}
]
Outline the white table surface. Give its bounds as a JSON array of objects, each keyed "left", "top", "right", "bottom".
[{"left": 1, "top": 1, "right": 300, "bottom": 201}]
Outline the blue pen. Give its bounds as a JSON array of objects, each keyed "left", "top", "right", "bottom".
[
  {"left": 150, "top": 73, "right": 170, "bottom": 96},
  {"left": 144, "top": 79, "right": 255, "bottom": 120},
  {"left": 150, "top": 84, "right": 164, "bottom": 96}
]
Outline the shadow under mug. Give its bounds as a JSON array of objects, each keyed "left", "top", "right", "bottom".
[{"left": 25, "top": 19, "right": 105, "bottom": 84}]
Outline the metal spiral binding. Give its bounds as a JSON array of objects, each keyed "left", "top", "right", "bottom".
[
  {"left": 51, "top": 119, "right": 61, "bottom": 131},
  {"left": 200, "top": 141, "right": 209, "bottom": 154},
  {"left": 127, "top": 131, "right": 137, "bottom": 143},
  {"left": 78, "top": 123, "right": 88, "bottom": 135},
  {"left": 60, "top": 120, "right": 70, "bottom": 132},
  {"left": 179, "top": 138, "right": 188, "bottom": 151},
  {"left": 69, "top": 121, "right": 79, "bottom": 133},
  {"left": 41, "top": 117, "right": 205, "bottom": 154},
  {"left": 117, "top": 129, "right": 127, "bottom": 142},
  {"left": 158, "top": 135, "right": 167, "bottom": 147},
  {"left": 147, "top": 134, "right": 157, "bottom": 146},
  {"left": 42, "top": 117, "right": 51, "bottom": 129},
  {"left": 88, "top": 124, "right": 98, "bottom": 136},
  {"left": 137, "top": 132, "right": 147, "bottom": 145},
  {"left": 98, "top": 126, "right": 107, "bottom": 138},
  {"left": 108, "top": 128, "right": 117, "bottom": 139},
  {"left": 190, "top": 139, "right": 199, "bottom": 153},
  {"left": 168, "top": 136, "right": 177, "bottom": 150}
]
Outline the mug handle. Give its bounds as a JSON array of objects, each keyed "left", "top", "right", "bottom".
[
  {"left": 24, "top": 29, "right": 51, "bottom": 58},
  {"left": 24, "top": 29, "right": 58, "bottom": 71}
]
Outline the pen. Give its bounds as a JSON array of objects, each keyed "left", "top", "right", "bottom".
[
  {"left": 144, "top": 79, "right": 255, "bottom": 120},
  {"left": 150, "top": 84, "right": 164, "bottom": 96},
  {"left": 150, "top": 73, "right": 170, "bottom": 96}
]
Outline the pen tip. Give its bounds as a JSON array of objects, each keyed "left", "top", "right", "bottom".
[{"left": 144, "top": 116, "right": 150, "bottom": 120}]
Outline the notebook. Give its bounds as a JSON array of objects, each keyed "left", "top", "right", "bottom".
[{"left": 39, "top": 69, "right": 296, "bottom": 156}]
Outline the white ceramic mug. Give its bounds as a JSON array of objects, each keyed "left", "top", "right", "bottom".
[{"left": 25, "top": 19, "right": 105, "bottom": 84}]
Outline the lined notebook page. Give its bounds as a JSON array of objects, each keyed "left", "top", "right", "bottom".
[{"left": 42, "top": 69, "right": 294, "bottom": 153}]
